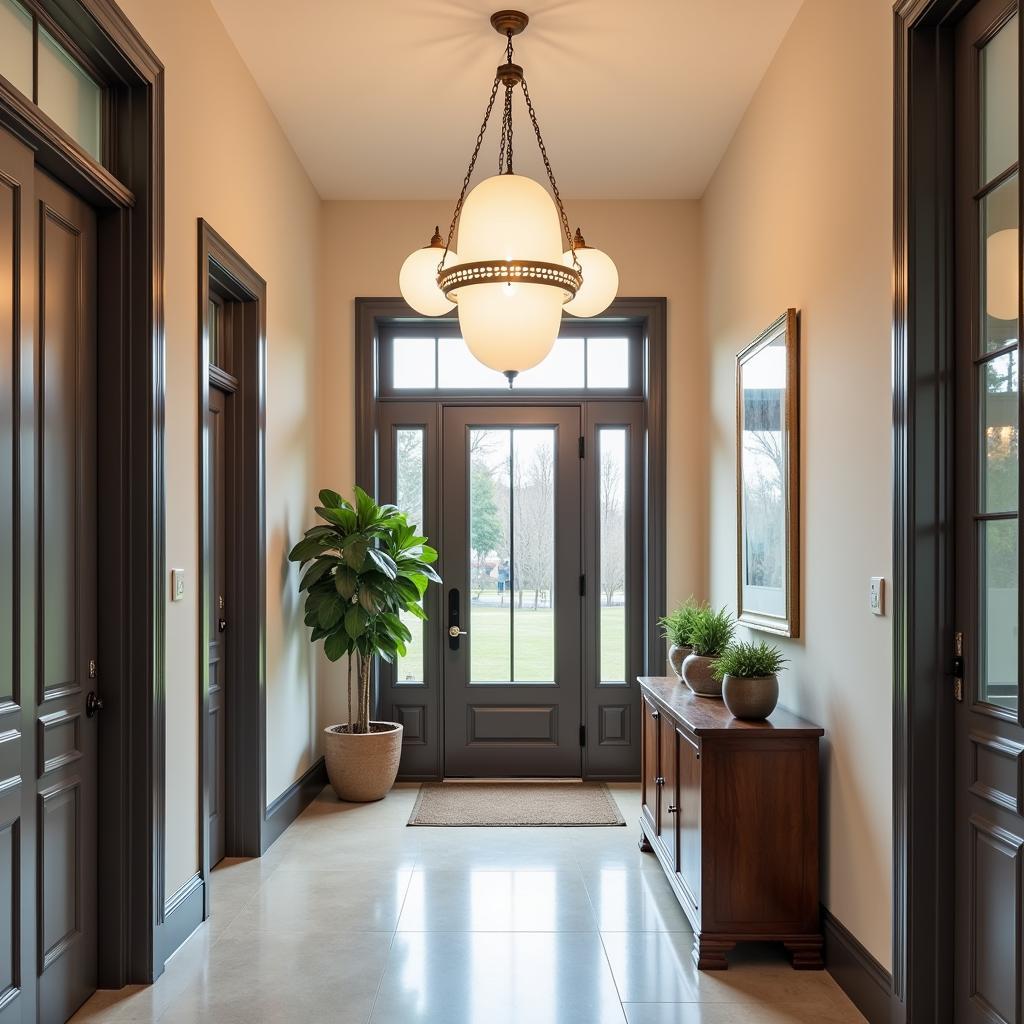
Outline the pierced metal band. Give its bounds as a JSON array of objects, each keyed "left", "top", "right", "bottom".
[{"left": 438, "top": 259, "right": 582, "bottom": 301}]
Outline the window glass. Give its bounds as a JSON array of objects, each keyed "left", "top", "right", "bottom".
[
  {"left": 395, "top": 428, "right": 425, "bottom": 684},
  {"left": 980, "top": 519, "right": 1018, "bottom": 712},
  {"left": 438, "top": 336, "right": 503, "bottom": 389},
  {"left": 516, "top": 336, "right": 584, "bottom": 388},
  {"left": 0, "top": 0, "right": 33, "bottom": 98},
  {"left": 982, "top": 175, "right": 1019, "bottom": 353},
  {"left": 981, "top": 350, "right": 1019, "bottom": 515},
  {"left": 982, "top": 14, "right": 1018, "bottom": 185},
  {"left": 392, "top": 337, "right": 436, "bottom": 390},
  {"left": 37, "top": 26, "right": 102, "bottom": 161},
  {"left": 599, "top": 429, "right": 627, "bottom": 683},
  {"left": 587, "top": 336, "right": 630, "bottom": 388}
]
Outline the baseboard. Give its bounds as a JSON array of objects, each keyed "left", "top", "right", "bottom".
[
  {"left": 156, "top": 873, "right": 204, "bottom": 972},
  {"left": 262, "top": 756, "right": 327, "bottom": 853},
  {"left": 822, "top": 906, "right": 899, "bottom": 1023}
]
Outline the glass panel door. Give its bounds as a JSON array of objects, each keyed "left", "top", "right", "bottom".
[{"left": 442, "top": 406, "right": 582, "bottom": 777}]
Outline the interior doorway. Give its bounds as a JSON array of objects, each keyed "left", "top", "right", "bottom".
[
  {"left": 360, "top": 300, "right": 663, "bottom": 781},
  {"left": 197, "top": 221, "right": 268, "bottom": 895}
]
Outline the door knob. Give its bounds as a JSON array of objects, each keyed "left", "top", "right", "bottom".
[
  {"left": 448, "top": 625, "right": 467, "bottom": 638},
  {"left": 86, "top": 692, "right": 104, "bottom": 718},
  {"left": 667, "top": 804, "right": 677, "bottom": 813},
  {"left": 218, "top": 618, "right": 227, "bottom": 632}
]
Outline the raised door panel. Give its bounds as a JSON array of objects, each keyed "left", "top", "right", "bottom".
[
  {"left": 641, "top": 699, "right": 659, "bottom": 832},
  {"left": 676, "top": 727, "right": 701, "bottom": 912},
  {"left": 657, "top": 714, "right": 677, "bottom": 869}
]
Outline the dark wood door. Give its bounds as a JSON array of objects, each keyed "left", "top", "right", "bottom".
[
  {"left": 441, "top": 406, "right": 582, "bottom": 776},
  {"left": 206, "top": 386, "right": 228, "bottom": 867},
  {"left": 34, "top": 168, "right": 98, "bottom": 1020},
  {"left": 953, "top": 4, "right": 1024, "bottom": 1021},
  {"left": 658, "top": 715, "right": 677, "bottom": 867},
  {"left": 676, "top": 727, "right": 701, "bottom": 910},
  {"left": 641, "top": 698, "right": 659, "bottom": 833}
]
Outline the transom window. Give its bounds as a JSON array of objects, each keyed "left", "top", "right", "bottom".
[
  {"left": 0, "top": 0, "right": 105, "bottom": 162},
  {"left": 379, "top": 321, "right": 642, "bottom": 396}
]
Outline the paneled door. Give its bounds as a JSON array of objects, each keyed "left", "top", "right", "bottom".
[
  {"left": 441, "top": 407, "right": 582, "bottom": 776},
  {"left": 953, "top": 3, "right": 1024, "bottom": 1021},
  {"left": 0, "top": 126, "right": 99, "bottom": 1024}
]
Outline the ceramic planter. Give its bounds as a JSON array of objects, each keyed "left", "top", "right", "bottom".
[
  {"left": 681, "top": 653, "right": 722, "bottom": 697},
  {"left": 323, "top": 721, "right": 403, "bottom": 802},
  {"left": 722, "top": 674, "right": 780, "bottom": 720},
  {"left": 667, "top": 643, "right": 692, "bottom": 680}
]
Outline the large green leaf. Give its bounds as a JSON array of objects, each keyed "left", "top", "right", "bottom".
[
  {"left": 367, "top": 548, "right": 397, "bottom": 580},
  {"left": 343, "top": 539, "right": 369, "bottom": 571},
  {"left": 299, "top": 559, "right": 334, "bottom": 592},
  {"left": 324, "top": 631, "right": 349, "bottom": 661},
  {"left": 358, "top": 587, "right": 382, "bottom": 614},
  {"left": 317, "top": 505, "right": 358, "bottom": 532},
  {"left": 419, "top": 545, "right": 439, "bottom": 564},
  {"left": 319, "top": 488, "right": 345, "bottom": 509},
  {"left": 334, "top": 566, "right": 358, "bottom": 599},
  {"left": 289, "top": 536, "right": 334, "bottom": 564},
  {"left": 344, "top": 605, "right": 368, "bottom": 639},
  {"left": 353, "top": 486, "right": 377, "bottom": 527},
  {"left": 318, "top": 597, "right": 346, "bottom": 631}
]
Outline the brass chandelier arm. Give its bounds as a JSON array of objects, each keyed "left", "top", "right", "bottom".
[{"left": 438, "top": 259, "right": 583, "bottom": 300}]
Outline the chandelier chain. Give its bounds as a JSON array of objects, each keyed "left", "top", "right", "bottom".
[
  {"left": 521, "top": 77, "right": 579, "bottom": 269},
  {"left": 440, "top": 71, "right": 502, "bottom": 270}
]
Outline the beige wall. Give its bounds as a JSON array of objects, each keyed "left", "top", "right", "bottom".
[
  {"left": 117, "top": 0, "right": 322, "bottom": 897},
  {"left": 317, "top": 199, "right": 707, "bottom": 725},
  {"left": 701, "top": 0, "right": 894, "bottom": 967}
]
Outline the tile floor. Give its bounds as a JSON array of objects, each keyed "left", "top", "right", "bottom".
[{"left": 72, "top": 784, "right": 867, "bottom": 1024}]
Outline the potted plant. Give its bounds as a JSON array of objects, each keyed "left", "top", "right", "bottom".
[
  {"left": 681, "top": 606, "right": 735, "bottom": 697},
  {"left": 288, "top": 486, "right": 441, "bottom": 802},
  {"left": 713, "top": 640, "right": 788, "bottom": 720},
  {"left": 659, "top": 598, "right": 708, "bottom": 680}
]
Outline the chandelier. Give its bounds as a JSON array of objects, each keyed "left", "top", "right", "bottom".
[{"left": 399, "top": 10, "right": 619, "bottom": 385}]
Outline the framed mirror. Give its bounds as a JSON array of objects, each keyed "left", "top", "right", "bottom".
[{"left": 736, "top": 309, "right": 800, "bottom": 637}]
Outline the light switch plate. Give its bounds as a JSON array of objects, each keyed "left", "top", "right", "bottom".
[
  {"left": 869, "top": 576, "right": 884, "bottom": 616},
  {"left": 171, "top": 569, "right": 186, "bottom": 602}
]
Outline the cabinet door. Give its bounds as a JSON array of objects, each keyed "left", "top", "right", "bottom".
[
  {"left": 659, "top": 715, "right": 678, "bottom": 869},
  {"left": 641, "top": 698, "right": 660, "bottom": 832},
  {"left": 677, "top": 727, "right": 701, "bottom": 909}
]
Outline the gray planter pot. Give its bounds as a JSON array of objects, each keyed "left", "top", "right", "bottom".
[
  {"left": 722, "top": 674, "right": 780, "bottom": 720},
  {"left": 323, "top": 721, "right": 403, "bottom": 802},
  {"left": 681, "top": 652, "right": 722, "bottom": 697},
  {"left": 668, "top": 643, "right": 692, "bottom": 680}
]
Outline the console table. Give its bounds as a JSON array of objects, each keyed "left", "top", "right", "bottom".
[{"left": 638, "top": 675, "right": 825, "bottom": 970}]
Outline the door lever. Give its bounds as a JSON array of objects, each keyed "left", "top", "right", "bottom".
[
  {"left": 86, "top": 692, "right": 104, "bottom": 718},
  {"left": 448, "top": 589, "right": 464, "bottom": 650},
  {"left": 448, "top": 625, "right": 467, "bottom": 638}
]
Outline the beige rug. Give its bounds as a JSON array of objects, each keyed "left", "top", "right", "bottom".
[{"left": 407, "top": 782, "right": 626, "bottom": 827}]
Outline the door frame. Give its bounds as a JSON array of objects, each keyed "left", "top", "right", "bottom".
[
  {"left": 892, "top": 0, "right": 998, "bottom": 1020},
  {"left": 196, "top": 221, "right": 267, "bottom": 915},
  {"left": 355, "top": 296, "right": 667, "bottom": 780},
  {"left": 0, "top": 0, "right": 165, "bottom": 989}
]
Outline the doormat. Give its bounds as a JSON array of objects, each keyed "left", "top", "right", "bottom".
[{"left": 407, "top": 782, "right": 626, "bottom": 827}]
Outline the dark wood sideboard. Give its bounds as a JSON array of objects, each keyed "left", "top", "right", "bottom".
[{"left": 638, "top": 675, "right": 825, "bottom": 971}]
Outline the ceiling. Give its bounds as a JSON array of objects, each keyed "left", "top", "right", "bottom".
[{"left": 209, "top": 0, "right": 804, "bottom": 200}]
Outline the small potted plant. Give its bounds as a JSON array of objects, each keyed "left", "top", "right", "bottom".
[
  {"left": 289, "top": 487, "right": 441, "bottom": 802},
  {"left": 681, "top": 606, "right": 735, "bottom": 697},
  {"left": 659, "top": 598, "right": 708, "bottom": 680},
  {"left": 713, "top": 640, "right": 788, "bottom": 720}
]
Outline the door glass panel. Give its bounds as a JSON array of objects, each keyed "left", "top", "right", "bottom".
[
  {"left": 392, "top": 337, "right": 436, "bottom": 389},
  {"left": 469, "top": 427, "right": 555, "bottom": 684},
  {"left": 982, "top": 175, "right": 1019, "bottom": 352},
  {"left": 979, "top": 518, "right": 1018, "bottom": 711},
  {"left": 982, "top": 13, "right": 1019, "bottom": 185},
  {"left": 587, "top": 336, "right": 630, "bottom": 388},
  {"left": 982, "top": 350, "right": 1019, "bottom": 513},
  {"left": 511, "top": 430, "right": 555, "bottom": 682},
  {"left": 396, "top": 428, "right": 424, "bottom": 684},
  {"left": 470, "top": 429, "right": 512, "bottom": 682},
  {"left": 599, "top": 429, "right": 627, "bottom": 683},
  {"left": 0, "top": 0, "right": 33, "bottom": 98},
  {"left": 37, "top": 27, "right": 102, "bottom": 161}
]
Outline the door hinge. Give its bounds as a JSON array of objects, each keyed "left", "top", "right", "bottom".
[
  {"left": 579, "top": 724, "right": 586, "bottom": 747},
  {"left": 952, "top": 630, "right": 964, "bottom": 702},
  {"left": 578, "top": 436, "right": 585, "bottom": 458},
  {"left": 579, "top": 574, "right": 586, "bottom": 597}
]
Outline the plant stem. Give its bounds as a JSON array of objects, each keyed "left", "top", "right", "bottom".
[
  {"left": 346, "top": 653, "right": 353, "bottom": 733},
  {"left": 358, "top": 653, "right": 372, "bottom": 734}
]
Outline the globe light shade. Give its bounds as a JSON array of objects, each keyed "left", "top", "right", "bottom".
[
  {"left": 399, "top": 243, "right": 456, "bottom": 316},
  {"left": 456, "top": 174, "right": 563, "bottom": 263},
  {"left": 563, "top": 244, "right": 619, "bottom": 317},
  {"left": 459, "top": 281, "right": 565, "bottom": 374},
  {"left": 987, "top": 227, "right": 1021, "bottom": 321}
]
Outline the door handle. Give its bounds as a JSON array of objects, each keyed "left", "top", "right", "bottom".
[
  {"left": 86, "top": 691, "right": 104, "bottom": 718},
  {"left": 448, "top": 588, "right": 464, "bottom": 650},
  {"left": 667, "top": 805, "right": 677, "bottom": 813},
  {"left": 218, "top": 618, "right": 227, "bottom": 632}
]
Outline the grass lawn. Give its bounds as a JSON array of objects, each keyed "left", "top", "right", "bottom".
[{"left": 397, "top": 602, "right": 626, "bottom": 683}]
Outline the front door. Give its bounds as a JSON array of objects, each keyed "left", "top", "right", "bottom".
[
  {"left": 442, "top": 406, "right": 583, "bottom": 776},
  {"left": 0, "top": 127, "right": 99, "bottom": 1023},
  {"left": 953, "top": 3, "right": 1024, "bottom": 1021}
]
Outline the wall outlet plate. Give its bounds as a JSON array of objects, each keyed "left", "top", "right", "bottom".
[
  {"left": 171, "top": 568, "right": 186, "bottom": 602},
  {"left": 869, "top": 576, "right": 884, "bottom": 616}
]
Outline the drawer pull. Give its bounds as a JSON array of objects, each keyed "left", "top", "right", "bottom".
[
  {"left": 655, "top": 776, "right": 665, "bottom": 786},
  {"left": 667, "top": 804, "right": 677, "bottom": 813},
  {"left": 651, "top": 710, "right": 660, "bottom": 720}
]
